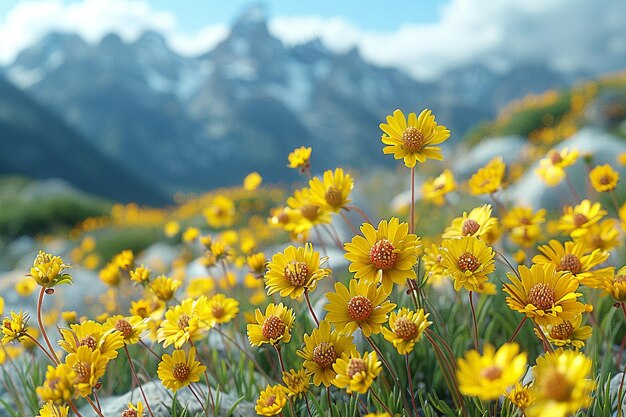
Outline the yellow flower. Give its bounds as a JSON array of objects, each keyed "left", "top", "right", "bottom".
[
  {"left": 574, "top": 218, "right": 620, "bottom": 251},
  {"left": 130, "top": 265, "right": 151, "bottom": 284},
  {"left": 537, "top": 314, "right": 592, "bottom": 349},
  {"left": 0, "top": 296, "right": 3, "bottom": 316},
  {"left": 255, "top": 385, "right": 287, "bottom": 416},
  {"left": 15, "top": 277, "right": 37, "bottom": 297},
  {"left": 37, "top": 363, "right": 76, "bottom": 404},
  {"left": 150, "top": 275, "right": 181, "bottom": 301},
  {"left": 29, "top": 251, "right": 72, "bottom": 288},
  {"left": 186, "top": 276, "right": 215, "bottom": 297},
  {"left": 502, "top": 206, "right": 546, "bottom": 247},
  {"left": 113, "top": 250, "right": 134, "bottom": 270},
  {"left": 308, "top": 168, "right": 353, "bottom": 213},
  {"left": 244, "top": 171, "right": 263, "bottom": 190},
  {"left": 65, "top": 345, "right": 109, "bottom": 397},
  {"left": 421, "top": 169, "right": 456, "bottom": 206},
  {"left": 265, "top": 243, "right": 330, "bottom": 298},
  {"left": 440, "top": 236, "right": 495, "bottom": 292},
  {"left": 344, "top": 217, "right": 421, "bottom": 294},
  {"left": 506, "top": 383, "right": 534, "bottom": 411},
  {"left": 456, "top": 343, "right": 527, "bottom": 401},
  {"left": 618, "top": 151, "right": 626, "bottom": 166},
  {"left": 287, "top": 146, "right": 312, "bottom": 172},
  {"left": 99, "top": 262, "right": 121, "bottom": 287},
  {"left": 468, "top": 157, "right": 506, "bottom": 195},
  {"left": 297, "top": 321, "right": 357, "bottom": 387},
  {"left": 381, "top": 308, "right": 431, "bottom": 354},
  {"left": 130, "top": 298, "right": 165, "bottom": 321},
  {"left": 157, "top": 347, "right": 206, "bottom": 392},
  {"left": 422, "top": 244, "right": 449, "bottom": 287},
  {"left": 379, "top": 108, "right": 450, "bottom": 167},
  {"left": 532, "top": 239, "right": 612, "bottom": 288},
  {"left": 332, "top": 350, "right": 382, "bottom": 394},
  {"left": 363, "top": 414, "right": 391, "bottom": 417},
  {"left": 285, "top": 188, "right": 332, "bottom": 233},
  {"left": 442, "top": 204, "right": 499, "bottom": 241},
  {"left": 182, "top": 227, "right": 200, "bottom": 243},
  {"left": 104, "top": 315, "right": 148, "bottom": 345},
  {"left": 282, "top": 369, "right": 310, "bottom": 397},
  {"left": 503, "top": 263, "right": 585, "bottom": 326},
  {"left": 157, "top": 298, "right": 204, "bottom": 349},
  {"left": 589, "top": 163, "right": 619, "bottom": 192},
  {"left": 557, "top": 199, "right": 606, "bottom": 238},
  {"left": 324, "top": 279, "right": 396, "bottom": 337},
  {"left": 603, "top": 266, "right": 626, "bottom": 302},
  {"left": 37, "top": 402, "right": 69, "bottom": 417},
  {"left": 247, "top": 303, "right": 295, "bottom": 347},
  {"left": 247, "top": 252, "right": 267, "bottom": 277},
  {"left": 122, "top": 402, "right": 144, "bottom": 417},
  {"left": 527, "top": 349, "right": 594, "bottom": 417},
  {"left": 2, "top": 310, "right": 29, "bottom": 344},
  {"left": 204, "top": 294, "right": 239, "bottom": 327},
  {"left": 164, "top": 220, "right": 181, "bottom": 237},
  {"left": 535, "top": 148, "right": 579, "bottom": 186},
  {"left": 203, "top": 195, "right": 235, "bottom": 228},
  {"left": 58, "top": 320, "right": 124, "bottom": 360}
]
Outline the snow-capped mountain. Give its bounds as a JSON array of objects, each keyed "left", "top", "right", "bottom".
[{"left": 2, "top": 4, "right": 573, "bottom": 195}]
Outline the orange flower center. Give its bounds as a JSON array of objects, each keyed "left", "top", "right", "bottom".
[
  {"left": 266, "top": 395, "right": 277, "bottom": 407},
  {"left": 369, "top": 239, "right": 398, "bottom": 270},
  {"left": 301, "top": 204, "right": 319, "bottom": 221},
  {"left": 312, "top": 342, "right": 337, "bottom": 368},
  {"left": 135, "top": 307, "right": 148, "bottom": 317},
  {"left": 73, "top": 361, "right": 91, "bottom": 383},
  {"left": 277, "top": 212, "right": 289, "bottom": 224},
  {"left": 542, "top": 370, "right": 571, "bottom": 401},
  {"left": 347, "top": 296, "right": 373, "bottom": 321},
  {"left": 615, "top": 274, "right": 626, "bottom": 284},
  {"left": 402, "top": 127, "right": 425, "bottom": 152},
  {"left": 212, "top": 304, "right": 225, "bottom": 319},
  {"left": 325, "top": 187, "right": 342, "bottom": 207},
  {"left": 122, "top": 410, "right": 138, "bottom": 417},
  {"left": 457, "top": 252, "right": 480, "bottom": 272},
  {"left": 527, "top": 283, "right": 555, "bottom": 310},
  {"left": 284, "top": 261, "right": 309, "bottom": 287},
  {"left": 599, "top": 175, "right": 612, "bottom": 185},
  {"left": 480, "top": 365, "right": 502, "bottom": 381},
  {"left": 346, "top": 358, "right": 367, "bottom": 378},
  {"left": 262, "top": 315, "right": 286, "bottom": 340},
  {"left": 395, "top": 317, "right": 418, "bottom": 340},
  {"left": 79, "top": 336, "right": 97, "bottom": 350},
  {"left": 549, "top": 151, "right": 563, "bottom": 164},
  {"left": 559, "top": 254, "right": 582, "bottom": 274},
  {"left": 462, "top": 219, "right": 480, "bottom": 236},
  {"left": 178, "top": 314, "right": 190, "bottom": 330},
  {"left": 573, "top": 213, "right": 588, "bottom": 227},
  {"left": 549, "top": 320, "right": 574, "bottom": 340},
  {"left": 172, "top": 362, "right": 190, "bottom": 381},
  {"left": 115, "top": 319, "right": 133, "bottom": 338}
]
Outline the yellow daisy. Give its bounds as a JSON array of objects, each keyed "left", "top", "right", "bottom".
[
  {"left": 1, "top": 310, "right": 29, "bottom": 345},
  {"left": 324, "top": 279, "right": 396, "bottom": 337},
  {"left": 468, "top": 157, "right": 506, "bottom": 195},
  {"left": 422, "top": 244, "right": 450, "bottom": 287},
  {"left": 58, "top": 320, "right": 124, "bottom": 360},
  {"left": 589, "top": 163, "right": 619, "bottom": 192},
  {"left": 557, "top": 199, "right": 606, "bottom": 238},
  {"left": 130, "top": 265, "right": 151, "bottom": 284},
  {"left": 527, "top": 349, "right": 594, "bottom": 417},
  {"left": 537, "top": 314, "right": 592, "bottom": 349},
  {"left": 157, "top": 298, "right": 204, "bottom": 349},
  {"left": 104, "top": 315, "right": 148, "bottom": 345},
  {"left": 37, "top": 402, "right": 69, "bottom": 417},
  {"left": 282, "top": 369, "right": 310, "bottom": 398},
  {"left": 344, "top": 217, "right": 421, "bottom": 294},
  {"left": 602, "top": 266, "right": 626, "bottom": 302},
  {"left": 29, "top": 251, "right": 72, "bottom": 288},
  {"left": 121, "top": 402, "right": 144, "bottom": 417},
  {"left": 255, "top": 385, "right": 287, "bottom": 417},
  {"left": 287, "top": 146, "right": 312, "bottom": 172},
  {"left": 381, "top": 308, "right": 431, "bottom": 354},
  {"left": 36, "top": 363, "right": 76, "bottom": 404},
  {"left": 506, "top": 383, "right": 534, "bottom": 411},
  {"left": 532, "top": 239, "right": 612, "bottom": 288},
  {"left": 203, "top": 195, "right": 235, "bottom": 228},
  {"left": 247, "top": 303, "right": 295, "bottom": 347},
  {"left": 379, "top": 108, "right": 450, "bottom": 167},
  {"left": 157, "top": 347, "right": 206, "bottom": 392},
  {"left": 149, "top": 275, "right": 181, "bottom": 302},
  {"left": 297, "top": 321, "right": 357, "bottom": 387},
  {"left": 265, "top": 243, "right": 330, "bottom": 298},
  {"left": 332, "top": 350, "right": 382, "bottom": 394},
  {"left": 65, "top": 345, "right": 109, "bottom": 397},
  {"left": 286, "top": 188, "right": 332, "bottom": 232},
  {"left": 421, "top": 168, "right": 456, "bottom": 206},
  {"left": 442, "top": 204, "right": 499, "bottom": 241},
  {"left": 502, "top": 206, "right": 546, "bottom": 247},
  {"left": 534, "top": 148, "right": 579, "bottom": 186},
  {"left": 204, "top": 293, "right": 239, "bottom": 327},
  {"left": 440, "top": 236, "right": 495, "bottom": 292},
  {"left": 574, "top": 218, "right": 620, "bottom": 251},
  {"left": 503, "top": 263, "right": 585, "bottom": 326},
  {"left": 456, "top": 343, "right": 527, "bottom": 401},
  {"left": 308, "top": 168, "right": 353, "bottom": 213}
]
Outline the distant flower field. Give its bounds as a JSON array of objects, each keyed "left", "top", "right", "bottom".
[{"left": 2, "top": 94, "right": 626, "bottom": 417}]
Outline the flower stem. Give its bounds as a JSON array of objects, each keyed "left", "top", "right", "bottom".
[
  {"left": 84, "top": 397, "right": 106, "bottom": 417},
  {"left": 406, "top": 354, "right": 421, "bottom": 417},
  {"left": 410, "top": 166, "right": 415, "bottom": 234},
  {"left": 610, "top": 189, "right": 621, "bottom": 214},
  {"left": 370, "top": 388, "right": 393, "bottom": 416},
  {"left": 212, "top": 326, "right": 273, "bottom": 383},
  {"left": 304, "top": 394, "right": 314, "bottom": 417},
  {"left": 189, "top": 340, "right": 215, "bottom": 412},
  {"left": 565, "top": 176, "right": 580, "bottom": 203},
  {"left": 274, "top": 345, "right": 286, "bottom": 373},
  {"left": 36, "top": 287, "right": 60, "bottom": 364},
  {"left": 340, "top": 211, "right": 359, "bottom": 235},
  {"left": 508, "top": 317, "right": 527, "bottom": 343},
  {"left": 347, "top": 205, "right": 372, "bottom": 224},
  {"left": 124, "top": 345, "right": 156, "bottom": 417},
  {"left": 24, "top": 333, "right": 57, "bottom": 364},
  {"left": 68, "top": 400, "right": 86, "bottom": 417},
  {"left": 304, "top": 290, "right": 320, "bottom": 326},
  {"left": 533, "top": 321, "right": 554, "bottom": 353},
  {"left": 468, "top": 291, "right": 479, "bottom": 351},
  {"left": 188, "top": 384, "right": 210, "bottom": 417}
]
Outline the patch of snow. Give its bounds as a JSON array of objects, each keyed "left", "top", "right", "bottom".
[
  {"left": 6, "top": 66, "right": 44, "bottom": 88},
  {"left": 266, "top": 60, "right": 312, "bottom": 111},
  {"left": 224, "top": 60, "right": 256, "bottom": 81},
  {"left": 46, "top": 50, "right": 64, "bottom": 69}
]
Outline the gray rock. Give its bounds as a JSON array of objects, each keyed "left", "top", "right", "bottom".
[
  {"left": 79, "top": 380, "right": 258, "bottom": 417},
  {"left": 454, "top": 135, "right": 527, "bottom": 178}
]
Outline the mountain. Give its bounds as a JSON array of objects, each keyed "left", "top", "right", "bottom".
[
  {"left": 0, "top": 75, "right": 168, "bottom": 205},
  {"left": 2, "top": 4, "right": 574, "bottom": 195}
]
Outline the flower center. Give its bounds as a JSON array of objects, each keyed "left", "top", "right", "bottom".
[
  {"left": 462, "top": 219, "right": 480, "bottom": 236},
  {"left": 324, "top": 187, "right": 342, "bottom": 208},
  {"left": 347, "top": 296, "right": 373, "bottom": 321},
  {"left": 178, "top": 314, "right": 190, "bottom": 330},
  {"left": 369, "top": 239, "right": 398, "bottom": 270},
  {"left": 559, "top": 254, "right": 582, "bottom": 274},
  {"left": 284, "top": 261, "right": 309, "bottom": 287},
  {"left": 261, "top": 315, "right": 286, "bottom": 340},
  {"left": 402, "top": 127, "right": 425, "bottom": 152},
  {"left": 457, "top": 252, "right": 480, "bottom": 272},
  {"left": 615, "top": 274, "right": 626, "bottom": 284},
  {"left": 542, "top": 370, "right": 571, "bottom": 401},
  {"left": 346, "top": 358, "right": 367, "bottom": 378},
  {"left": 549, "top": 320, "right": 574, "bottom": 340},
  {"left": 277, "top": 212, "right": 289, "bottom": 224},
  {"left": 549, "top": 151, "right": 563, "bottom": 164},
  {"left": 527, "top": 283, "right": 555, "bottom": 310},
  {"left": 135, "top": 307, "right": 148, "bottom": 317},
  {"left": 301, "top": 205, "right": 319, "bottom": 221},
  {"left": 573, "top": 213, "right": 588, "bottom": 227},
  {"left": 480, "top": 365, "right": 502, "bottom": 381},
  {"left": 266, "top": 395, "right": 277, "bottom": 407},
  {"left": 600, "top": 175, "right": 612, "bottom": 185},
  {"left": 73, "top": 361, "right": 91, "bottom": 383},
  {"left": 212, "top": 305, "right": 225, "bottom": 319},
  {"left": 79, "top": 336, "right": 98, "bottom": 350},
  {"left": 395, "top": 317, "right": 418, "bottom": 340},
  {"left": 312, "top": 342, "right": 337, "bottom": 368},
  {"left": 172, "top": 362, "right": 190, "bottom": 381},
  {"left": 115, "top": 319, "right": 133, "bottom": 338},
  {"left": 122, "top": 410, "right": 138, "bottom": 417}
]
